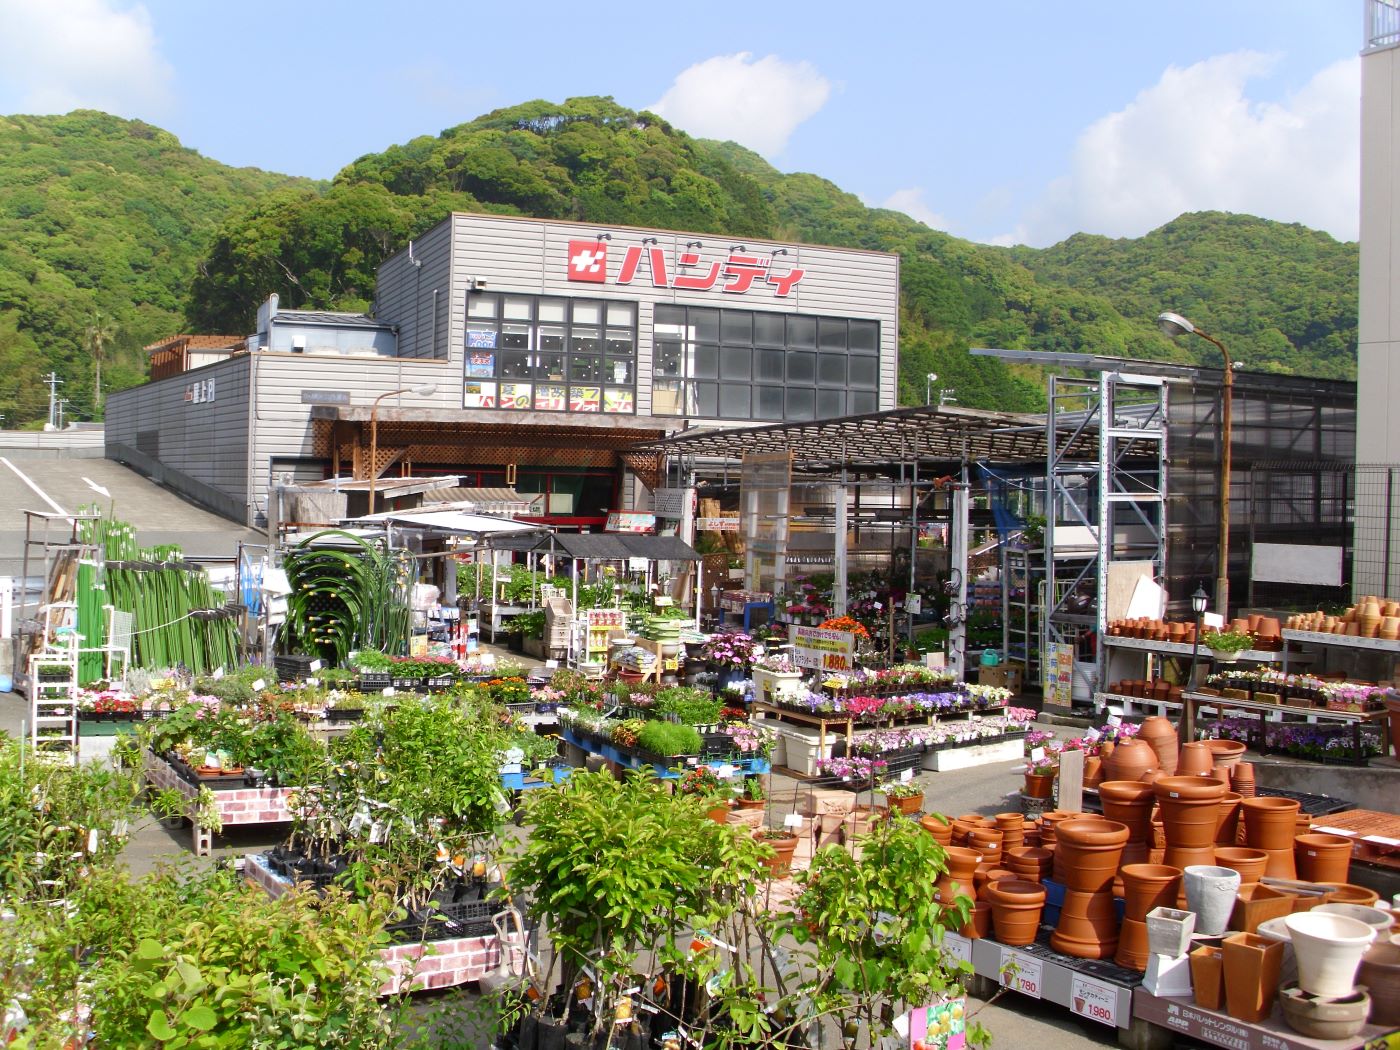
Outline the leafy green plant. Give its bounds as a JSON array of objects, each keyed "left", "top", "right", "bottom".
[
  {"left": 1203, "top": 629, "right": 1254, "bottom": 653},
  {"left": 282, "top": 531, "right": 415, "bottom": 665},
  {"left": 635, "top": 720, "right": 702, "bottom": 757},
  {"left": 653, "top": 686, "right": 723, "bottom": 726},
  {"left": 510, "top": 609, "right": 546, "bottom": 639}
]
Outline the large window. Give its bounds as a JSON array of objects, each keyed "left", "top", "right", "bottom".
[
  {"left": 652, "top": 305, "right": 879, "bottom": 421},
  {"left": 463, "top": 293, "right": 637, "bottom": 414}
]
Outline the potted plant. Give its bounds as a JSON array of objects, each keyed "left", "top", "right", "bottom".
[
  {"left": 881, "top": 778, "right": 925, "bottom": 816},
  {"left": 1023, "top": 756, "right": 1058, "bottom": 799},
  {"left": 753, "top": 825, "right": 799, "bottom": 876},
  {"left": 1203, "top": 629, "right": 1254, "bottom": 663},
  {"left": 678, "top": 764, "right": 730, "bottom": 823},
  {"left": 736, "top": 775, "right": 767, "bottom": 810},
  {"left": 751, "top": 649, "right": 805, "bottom": 705}
]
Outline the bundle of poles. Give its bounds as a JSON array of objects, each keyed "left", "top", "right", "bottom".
[{"left": 75, "top": 506, "right": 240, "bottom": 682}]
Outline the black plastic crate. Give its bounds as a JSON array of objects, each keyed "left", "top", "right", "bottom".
[
  {"left": 274, "top": 654, "right": 318, "bottom": 682},
  {"left": 358, "top": 672, "right": 392, "bottom": 691}
]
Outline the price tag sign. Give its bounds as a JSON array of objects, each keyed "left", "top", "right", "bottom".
[
  {"left": 783, "top": 813, "right": 805, "bottom": 829},
  {"left": 942, "top": 932, "right": 972, "bottom": 966},
  {"left": 251, "top": 678, "right": 267, "bottom": 692},
  {"left": 309, "top": 659, "right": 323, "bottom": 672},
  {"left": 999, "top": 947, "right": 1043, "bottom": 999},
  {"left": 1070, "top": 974, "right": 1118, "bottom": 1027},
  {"left": 1030, "top": 746, "right": 1046, "bottom": 762},
  {"left": 899, "top": 768, "right": 914, "bottom": 784},
  {"left": 1107, "top": 714, "right": 1122, "bottom": 728}
]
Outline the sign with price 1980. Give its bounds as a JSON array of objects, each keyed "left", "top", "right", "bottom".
[
  {"left": 1070, "top": 974, "right": 1118, "bottom": 1027},
  {"left": 998, "top": 948, "right": 1042, "bottom": 999}
]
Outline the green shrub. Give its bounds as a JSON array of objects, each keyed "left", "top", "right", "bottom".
[
  {"left": 653, "top": 687, "right": 722, "bottom": 726},
  {"left": 635, "top": 720, "right": 702, "bottom": 757}
]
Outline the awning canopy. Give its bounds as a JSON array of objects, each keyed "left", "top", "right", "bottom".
[
  {"left": 419, "top": 486, "right": 544, "bottom": 515},
  {"left": 345, "top": 508, "right": 548, "bottom": 537},
  {"left": 491, "top": 532, "right": 700, "bottom": 561}
]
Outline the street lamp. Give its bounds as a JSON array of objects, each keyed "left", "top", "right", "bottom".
[
  {"left": 1182, "top": 584, "right": 1210, "bottom": 744},
  {"left": 1158, "top": 311, "right": 1234, "bottom": 617},
  {"left": 367, "top": 383, "right": 438, "bottom": 515},
  {"left": 925, "top": 373, "right": 938, "bottom": 407}
]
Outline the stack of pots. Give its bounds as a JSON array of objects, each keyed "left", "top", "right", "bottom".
[
  {"left": 1204, "top": 738, "right": 1247, "bottom": 776},
  {"left": 984, "top": 878, "right": 1047, "bottom": 946},
  {"left": 968, "top": 827, "right": 1004, "bottom": 866},
  {"left": 1154, "top": 776, "right": 1226, "bottom": 870},
  {"left": 1137, "top": 716, "right": 1180, "bottom": 775},
  {"left": 935, "top": 846, "right": 981, "bottom": 905},
  {"left": 1233, "top": 762, "right": 1257, "bottom": 798},
  {"left": 1116, "top": 864, "right": 1184, "bottom": 970},
  {"left": 1280, "top": 911, "right": 1377, "bottom": 1034},
  {"left": 1005, "top": 846, "right": 1053, "bottom": 882},
  {"left": 1098, "top": 780, "right": 1155, "bottom": 870},
  {"left": 1102, "top": 737, "right": 1158, "bottom": 783},
  {"left": 1242, "top": 796, "right": 1302, "bottom": 878},
  {"left": 996, "top": 812, "right": 1026, "bottom": 854},
  {"left": 1215, "top": 791, "right": 1245, "bottom": 847},
  {"left": 1177, "top": 741, "right": 1216, "bottom": 777},
  {"left": 1050, "top": 818, "right": 1130, "bottom": 959},
  {"left": 920, "top": 814, "right": 953, "bottom": 846},
  {"left": 1214, "top": 846, "right": 1270, "bottom": 885}
]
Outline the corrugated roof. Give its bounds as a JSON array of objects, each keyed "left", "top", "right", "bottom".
[
  {"left": 420, "top": 486, "right": 544, "bottom": 512},
  {"left": 144, "top": 334, "right": 245, "bottom": 355},
  {"left": 273, "top": 310, "right": 394, "bottom": 330},
  {"left": 495, "top": 532, "right": 700, "bottom": 561}
]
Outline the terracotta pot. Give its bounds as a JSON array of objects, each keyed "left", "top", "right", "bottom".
[
  {"left": 1214, "top": 846, "right": 1269, "bottom": 884},
  {"left": 1215, "top": 792, "right": 1243, "bottom": 846},
  {"left": 1098, "top": 780, "right": 1154, "bottom": 870},
  {"left": 974, "top": 866, "right": 1016, "bottom": 896},
  {"left": 1191, "top": 945, "right": 1225, "bottom": 1010},
  {"left": 1233, "top": 761, "right": 1256, "bottom": 798},
  {"left": 1005, "top": 846, "right": 1053, "bottom": 882},
  {"left": 1023, "top": 772, "right": 1055, "bottom": 799},
  {"left": 1279, "top": 984, "right": 1370, "bottom": 1040},
  {"left": 1285, "top": 912, "right": 1377, "bottom": 998},
  {"left": 960, "top": 900, "right": 993, "bottom": 939},
  {"left": 1185, "top": 865, "right": 1241, "bottom": 936},
  {"left": 1222, "top": 932, "right": 1285, "bottom": 1023},
  {"left": 706, "top": 804, "right": 730, "bottom": 824},
  {"left": 1261, "top": 846, "right": 1298, "bottom": 880},
  {"left": 1082, "top": 754, "right": 1103, "bottom": 788},
  {"left": 1242, "top": 796, "right": 1301, "bottom": 850},
  {"left": 1136, "top": 716, "right": 1178, "bottom": 774},
  {"left": 1357, "top": 942, "right": 1400, "bottom": 1026},
  {"left": 1050, "top": 818, "right": 1129, "bottom": 959},
  {"left": 1295, "top": 833, "right": 1354, "bottom": 885},
  {"left": 1204, "top": 738, "right": 1247, "bottom": 771},
  {"left": 1321, "top": 883, "right": 1381, "bottom": 907},
  {"left": 968, "top": 827, "right": 1004, "bottom": 865},
  {"left": 1155, "top": 776, "right": 1226, "bottom": 849},
  {"left": 889, "top": 793, "right": 924, "bottom": 816},
  {"left": 1116, "top": 864, "right": 1184, "bottom": 970},
  {"left": 754, "top": 831, "right": 799, "bottom": 876},
  {"left": 920, "top": 814, "right": 952, "bottom": 845},
  {"left": 1176, "top": 741, "right": 1216, "bottom": 777},
  {"left": 984, "top": 878, "right": 1046, "bottom": 946},
  {"left": 936, "top": 846, "right": 981, "bottom": 904},
  {"left": 1102, "top": 737, "right": 1157, "bottom": 782},
  {"left": 1233, "top": 883, "right": 1298, "bottom": 933}
]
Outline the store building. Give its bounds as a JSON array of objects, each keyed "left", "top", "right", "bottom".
[{"left": 106, "top": 213, "right": 900, "bottom": 528}]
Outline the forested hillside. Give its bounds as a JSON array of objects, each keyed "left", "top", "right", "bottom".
[
  {"left": 0, "top": 111, "right": 309, "bottom": 421},
  {"left": 0, "top": 99, "right": 1359, "bottom": 424}
]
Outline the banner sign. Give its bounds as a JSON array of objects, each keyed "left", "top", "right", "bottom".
[
  {"left": 566, "top": 239, "right": 805, "bottom": 297},
  {"left": 790, "top": 625, "right": 857, "bottom": 672},
  {"left": 605, "top": 512, "right": 655, "bottom": 533},
  {"left": 697, "top": 516, "right": 739, "bottom": 532}
]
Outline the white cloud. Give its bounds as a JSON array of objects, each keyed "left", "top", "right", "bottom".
[
  {"left": 0, "top": 0, "right": 173, "bottom": 117},
  {"left": 1011, "top": 52, "right": 1359, "bottom": 247},
  {"left": 881, "top": 188, "right": 948, "bottom": 231},
  {"left": 649, "top": 52, "right": 830, "bottom": 156}
]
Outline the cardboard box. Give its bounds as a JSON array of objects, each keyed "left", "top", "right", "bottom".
[{"left": 977, "top": 663, "right": 1024, "bottom": 693}]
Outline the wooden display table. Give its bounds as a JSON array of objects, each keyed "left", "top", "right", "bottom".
[{"left": 144, "top": 749, "right": 297, "bottom": 856}]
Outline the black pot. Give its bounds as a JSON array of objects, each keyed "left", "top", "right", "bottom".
[
  {"left": 535, "top": 1019, "right": 568, "bottom": 1050},
  {"left": 517, "top": 1016, "right": 539, "bottom": 1050}
]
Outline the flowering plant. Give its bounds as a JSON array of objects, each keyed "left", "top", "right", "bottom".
[
  {"left": 678, "top": 764, "right": 726, "bottom": 797},
  {"left": 881, "top": 779, "right": 923, "bottom": 799},
  {"left": 819, "top": 615, "right": 870, "bottom": 639},
  {"left": 753, "top": 650, "right": 801, "bottom": 673},
  {"left": 702, "top": 631, "right": 758, "bottom": 667},
  {"left": 815, "top": 755, "right": 888, "bottom": 780},
  {"left": 1006, "top": 706, "right": 1037, "bottom": 726},
  {"left": 1024, "top": 728, "right": 1056, "bottom": 754},
  {"left": 1203, "top": 629, "right": 1254, "bottom": 653},
  {"left": 1025, "top": 756, "right": 1058, "bottom": 776},
  {"left": 723, "top": 721, "right": 772, "bottom": 757}
]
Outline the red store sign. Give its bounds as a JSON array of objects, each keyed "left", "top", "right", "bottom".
[{"left": 566, "top": 240, "right": 804, "bottom": 297}]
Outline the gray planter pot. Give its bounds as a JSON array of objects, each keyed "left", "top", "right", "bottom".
[{"left": 1185, "top": 864, "right": 1241, "bottom": 937}]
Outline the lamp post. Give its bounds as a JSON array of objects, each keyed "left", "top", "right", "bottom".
[
  {"left": 925, "top": 373, "right": 938, "bottom": 407},
  {"left": 1182, "top": 584, "right": 1209, "bottom": 745},
  {"left": 367, "top": 383, "right": 437, "bottom": 515},
  {"left": 1158, "top": 311, "right": 1234, "bottom": 617}
]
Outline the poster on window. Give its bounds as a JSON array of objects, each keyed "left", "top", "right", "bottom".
[
  {"left": 463, "top": 381, "right": 497, "bottom": 408},
  {"left": 602, "top": 388, "right": 634, "bottom": 413},
  {"left": 467, "top": 329, "right": 497, "bottom": 349},
  {"left": 534, "top": 384, "right": 566, "bottom": 411},
  {"left": 499, "top": 382, "right": 532, "bottom": 410},
  {"left": 465, "top": 351, "right": 495, "bottom": 378},
  {"left": 570, "top": 386, "right": 601, "bottom": 412}
]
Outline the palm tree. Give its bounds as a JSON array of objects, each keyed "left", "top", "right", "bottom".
[{"left": 83, "top": 312, "right": 117, "bottom": 413}]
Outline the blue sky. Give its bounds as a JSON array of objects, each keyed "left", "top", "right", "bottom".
[{"left": 0, "top": 0, "right": 1364, "bottom": 246}]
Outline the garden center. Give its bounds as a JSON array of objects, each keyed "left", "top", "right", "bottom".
[{"left": 4, "top": 152, "right": 1398, "bottom": 1050}]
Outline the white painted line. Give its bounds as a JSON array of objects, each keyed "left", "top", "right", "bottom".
[
  {"left": 82, "top": 477, "right": 111, "bottom": 498},
  {"left": 0, "top": 457, "right": 70, "bottom": 519}
]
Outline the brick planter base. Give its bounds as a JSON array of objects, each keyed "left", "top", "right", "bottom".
[
  {"left": 144, "top": 750, "right": 296, "bottom": 856},
  {"left": 244, "top": 853, "right": 503, "bottom": 993}
]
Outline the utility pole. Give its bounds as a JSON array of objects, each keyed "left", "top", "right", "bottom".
[
  {"left": 56, "top": 399, "right": 70, "bottom": 429},
  {"left": 43, "top": 372, "right": 63, "bottom": 431}
]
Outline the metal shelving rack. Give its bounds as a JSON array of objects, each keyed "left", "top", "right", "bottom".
[
  {"left": 1046, "top": 372, "right": 1168, "bottom": 704},
  {"left": 1001, "top": 546, "right": 1043, "bottom": 682},
  {"left": 28, "top": 645, "right": 79, "bottom": 764}
]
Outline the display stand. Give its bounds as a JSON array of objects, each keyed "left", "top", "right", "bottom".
[
  {"left": 144, "top": 749, "right": 297, "bottom": 856},
  {"left": 1181, "top": 690, "right": 1387, "bottom": 768},
  {"left": 1130, "top": 988, "right": 1395, "bottom": 1050},
  {"left": 28, "top": 649, "right": 79, "bottom": 764},
  {"left": 572, "top": 608, "right": 624, "bottom": 672},
  {"left": 1280, "top": 628, "right": 1400, "bottom": 673},
  {"left": 1097, "top": 636, "right": 1287, "bottom": 718}
]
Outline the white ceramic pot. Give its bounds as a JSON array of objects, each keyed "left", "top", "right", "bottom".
[
  {"left": 1284, "top": 912, "right": 1377, "bottom": 998},
  {"left": 1145, "top": 906, "right": 1196, "bottom": 958},
  {"left": 1184, "top": 865, "right": 1241, "bottom": 936},
  {"left": 1314, "top": 903, "right": 1393, "bottom": 934}
]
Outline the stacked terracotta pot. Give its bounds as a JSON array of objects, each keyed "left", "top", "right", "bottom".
[
  {"left": 1117, "top": 864, "right": 1184, "bottom": 970},
  {"left": 1288, "top": 596, "right": 1400, "bottom": 639},
  {"left": 1154, "top": 775, "right": 1226, "bottom": 870},
  {"left": 935, "top": 846, "right": 980, "bottom": 905},
  {"left": 1242, "top": 796, "right": 1301, "bottom": 878},
  {"left": 1050, "top": 817, "right": 1130, "bottom": 959},
  {"left": 1098, "top": 780, "right": 1155, "bottom": 870},
  {"left": 984, "top": 878, "right": 1046, "bottom": 946}
]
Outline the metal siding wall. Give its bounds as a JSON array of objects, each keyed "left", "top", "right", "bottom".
[
  {"left": 445, "top": 213, "right": 901, "bottom": 418},
  {"left": 104, "top": 356, "right": 252, "bottom": 499},
  {"left": 247, "top": 353, "right": 462, "bottom": 518},
  {"left": 375, "top": 221, "right": 453, "bottom": 360}
]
